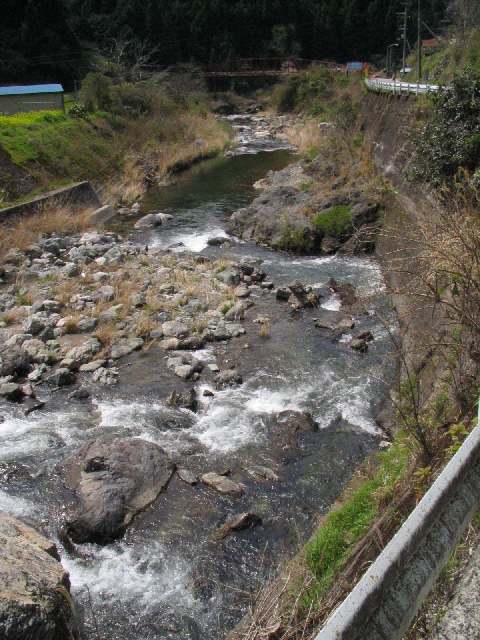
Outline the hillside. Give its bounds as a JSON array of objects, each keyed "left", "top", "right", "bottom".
[{"left": 1, "top": 0, "right": 448, "bottom": 87}]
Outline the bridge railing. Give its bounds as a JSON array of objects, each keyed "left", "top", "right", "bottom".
[
  {"left": 365, "top": 77, "right": 440, "bottom": 95},
  {"left": 203, "top": 58, "right": 345, "bottom": 75}
]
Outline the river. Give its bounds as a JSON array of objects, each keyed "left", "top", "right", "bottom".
[{"left": 0, "top": 115, "right": 395, "bottom": 640}]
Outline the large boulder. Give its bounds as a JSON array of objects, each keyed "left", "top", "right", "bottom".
[
  {"left": 0, "top": 346, "right": 31, "bottom": 379},
  {"left": 0, "top": 513, "right": 80, "bottom": 640},
  {"left": 109, "top": 337, "right": 144, "bottom": 360},
  {"left": 63, "top": 437, "right": 175, "bottom": 544},
  {"left": 134, "top": 212, "right": 173, "bottom": 229}
]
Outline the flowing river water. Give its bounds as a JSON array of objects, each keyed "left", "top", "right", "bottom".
[{"left": 0, "top": 115, "right": 396, "bottom": 640}]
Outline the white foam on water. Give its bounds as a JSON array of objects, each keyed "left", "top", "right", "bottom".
[
  {"left": 96, "top": 398, "right": 167, "bottom": 429},
  {"left": 312, "top": 370, "right": 380, "bottom": 435},
  {"left": 95, "top": 398, "right": 196, "bottom": 455},
  {"left": 0, "top": 490, "right": 35, "bottom": 517},
  {"left": 158, "top": 227, "right": 230, "bottom": 253},
  {"left": 64, "top": 541, "right": 197, "bottom": 612},
  {"left": 321, "top": 294, "right": 342, "bottom": 311},
  {"left": 0, "top": 410, "right": 92, "bottom": 461},
  {"left": 191, "top": 376, "right": 322, "bottom": 452}
]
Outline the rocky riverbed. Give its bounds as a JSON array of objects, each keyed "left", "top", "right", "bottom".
[{"left": 0, "top": 114, "right": 396, "bottom": 640}]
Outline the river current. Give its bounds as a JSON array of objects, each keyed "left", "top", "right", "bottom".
[{"left": 0, "top": 115, "right": 396, "bottom": 640}]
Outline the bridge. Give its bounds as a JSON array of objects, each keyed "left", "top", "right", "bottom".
[{"left": 202, "top": 57, "right": 343, "bottom": 77}]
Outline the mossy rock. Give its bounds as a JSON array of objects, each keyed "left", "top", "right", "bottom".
[{"left": 313, "top": 204, "right": 353, "bottom": 240}]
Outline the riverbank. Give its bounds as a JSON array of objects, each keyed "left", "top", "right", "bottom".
[
  {"left": 0, "top": 76, "right": 232, "bottom": 209},
  {"left": 226, "top": 84, "right": 480, "bottom": 640},
  {"left": 0, "top": 112, "right": 397, "bottom": 640}
]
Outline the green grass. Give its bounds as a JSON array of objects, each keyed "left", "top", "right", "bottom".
[
  {"left": 0, "top": 110, "right": 117, "bottom": 180},
  {"left": 304, "top": 432, "right": 411, "bottom": 602},
  {"left": 313, "top": 204, "right": 353, "bottom": 238},
  {"left": 404, "top": 30, "right": 480, "bottom": 83},
  {"left": 275, "top": 222, "right": 314, "bottom": 253}
]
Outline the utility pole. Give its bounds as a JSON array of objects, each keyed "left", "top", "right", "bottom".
[
  {"left": 417, "top": 0, "right": 422, "bottom": 81},
  {"left": 402, "top": 2, "right": 409, "bottom": 73}
]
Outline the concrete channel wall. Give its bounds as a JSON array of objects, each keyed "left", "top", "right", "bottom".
[
  {"left": 0, "top": 181, "right": 100, "bottom": 221},
  {"left": 316, "top": 422, "right": 480, "bottom": 640}
]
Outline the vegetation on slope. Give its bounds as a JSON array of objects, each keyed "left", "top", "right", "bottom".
[
  {"left": 0, "top": 0, "right": 449, "bottom": 87},
  {"left": 0, "top": 71, "right": 231, "bottom": 206}
]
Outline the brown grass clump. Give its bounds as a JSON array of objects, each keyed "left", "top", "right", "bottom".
[
  {"left": 134, "top": 311, "right": 156, "bottom": 338},
  {"left": 0, "top": 204, "right": 93, "bottom": 260},
  {"left": 1, "top": 307, "right": 27, "bottom": 326},
  {"left": 93, "top": 322, "right": 118, "bottom": 351},
  {"left": 258, "top": 321, "right": 272, "bottom": 338}
]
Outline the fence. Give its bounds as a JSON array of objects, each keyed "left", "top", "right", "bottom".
[{"left": 365, "top": 78, "right": 439, "bottom": 96}]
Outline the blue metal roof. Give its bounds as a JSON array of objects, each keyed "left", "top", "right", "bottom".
[{"left": 0, "top": 84, "right": 64, "bottom": 96}]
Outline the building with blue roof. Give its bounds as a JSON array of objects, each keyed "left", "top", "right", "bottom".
[{"left": 0, "top": 84, "right": 64, "bottom": 115}]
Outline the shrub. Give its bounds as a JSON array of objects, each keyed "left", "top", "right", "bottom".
[
  {"left": 313, "top": 205, "right": 353, "bottom": 238},
  {"left": 275, "top": 223, "right": 314, "bottom": 252},
  {"left": 81, "top": 72, "right": 114, "bottom": 112},
  {"left": 69, "top": 103, "right": 88, "bottom": 119},
  {"left": 412, "top": 68, "right": 480, "bottom": 185}
]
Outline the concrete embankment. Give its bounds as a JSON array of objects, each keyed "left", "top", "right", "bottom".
[{"left": 0, "top": 181, "right": 100, "bottom": 220}]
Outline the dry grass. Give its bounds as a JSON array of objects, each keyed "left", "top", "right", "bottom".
[
  {"left": 258, "top": 321, "right": 272, "bottom": 338},
  {"left": 93, "top": 322, "right": 118, "bottom": 351},
  {"left": 105, "top": 109, "right": 230, "bottom": 204},
  {"left": 284, "top": 120, "right": 331, "bottom": 155},
  {"left": 0, "top": 204, "right": 93, "bottom": 261},
  {"left": 1, "top": 306, "right": 27, "bottom": 326},
  {"left": 133, "top": 311, "right": 156, "bottom": 338}
]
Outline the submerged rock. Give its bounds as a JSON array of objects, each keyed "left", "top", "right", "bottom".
[
  {"left": 328, "top": 278, "right": 358, "bottom": 308},
  {"left": 0, "top": 513, "right": 80, "bottom": 640},
  {"left": 246, "top": 465, "right": 279, "bottom": 482},
  {"left": 350, "top": 338, "right": 368, "bottom": 353},
  {"left": 288, "top": 281, "right": 320, "bottom": 309},
  {"left": 314, "top": 310, "right": 355, "bottom": 334},
  {"left": 201, "top": 472, "right": 245, "bottom": 496},
  {"left": 274, "top": 410, "right": 319, "bottom": 435},
  {"left": 214, "top": 369, "right": 243, "bottom": 389},
  {"left": 63, "top": 437, "right": 175, "bottom": 544},
  {"left": 215, "top": 512, "right": 262, "bottom": 539}
]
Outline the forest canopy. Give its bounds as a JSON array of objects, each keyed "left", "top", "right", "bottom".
[{"left": 1, "top": 0, "right": 448, "bottom": 87}]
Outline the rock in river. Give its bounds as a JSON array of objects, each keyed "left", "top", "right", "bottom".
[
  {"left": 215, "top": 512, "right": 262, "bottom": 539},
  {"left": 63, "top": 437, "right": 175, "bottom": 544},
  {"left": 0, "top": 513, "right": 80, "bottom": 640},
  {"left": 201, "top": 472, "right": 245, "bottom": 496},
  {"left": 314, "top": 310, "right": 355, "bottom": 334}
]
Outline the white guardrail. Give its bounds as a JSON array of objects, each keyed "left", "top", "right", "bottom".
[
  {"left": 316, "top": 410, "right": 480, "bottom": 640},
  {"left": 365, "top": 77, "right": 440, "bottom": 95}
]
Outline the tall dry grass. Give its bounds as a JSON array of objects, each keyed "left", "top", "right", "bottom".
[
  {"left": 105, "top": 108, "right": 230, "bottom": 204},
  {"left": 0, "top": 204, "right": 93, "bottom": 260}
]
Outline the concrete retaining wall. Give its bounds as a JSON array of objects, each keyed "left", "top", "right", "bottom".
[
  {"left": 0, "top": 181, "right": 100, "bottom": 221},
  {"left": 316, "top": 423, "right": 480, "bottom": 640}
]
